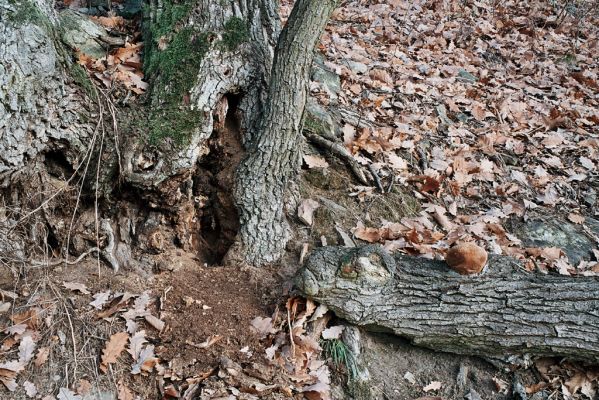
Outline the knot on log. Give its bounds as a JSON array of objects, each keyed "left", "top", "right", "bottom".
[{"left": 296, "top": 245, "right": 396, "bottom": 297}]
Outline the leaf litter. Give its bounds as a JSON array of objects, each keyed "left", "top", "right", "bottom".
[{"left": 2, "top": 0, "right": 598, "bottom": 398}]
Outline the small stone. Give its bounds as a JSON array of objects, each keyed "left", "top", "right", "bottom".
[
  {"left": 583, "top": 188, "right": 596, "bottom": 207},
  {"left": 456, "top": 363, "right": 468, "bottom": 390},
  {"left": 458, "top": 69, "right": 478, "bottom": 83},
  {"left": 464, "top": 388, "right": 482, "bottom": 400},
  {"left": 417, "top": 64, "right": 430, "bottom": 75},
  {"left": 346, "top": 60, "right": 368, "bottom": 74},
  {"left": 311, "top": 57, "right": 341, "bottom": 96}
]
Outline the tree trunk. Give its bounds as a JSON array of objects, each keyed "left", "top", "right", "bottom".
[
  {"left": 0, "top": 0, "right": 337, "bottom": 267},
  {"left": 296, "top": 245, "right": 599, "bottom": 364},
  {"left": 228, "top": 0, "right": 337, "bottom": 265}
]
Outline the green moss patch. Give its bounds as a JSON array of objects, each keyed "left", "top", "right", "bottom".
[
  {"left": 142, "top": 0, "right": 211, "bottom": 145},
  {"left": 68, "top": 63, "right": 94, "bottom": 97},
  {"left": 300, "top": 161, "right": 420, "bottom": 246},
  {"left": 6, "top": 0, "right": 47, "bottom": 25},
  {"left": 221, "top": 16, "right": 248, "bottom": 51}
]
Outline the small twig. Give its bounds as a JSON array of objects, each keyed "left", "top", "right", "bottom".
[
  {"left": 287, "top": 307, "right": 296, "bottom": 359},
  {"left": 368, "top": 164, "right": 385, "bottom": 193},
  {"left": 304, "top": 132, "right": 369, "bottom": 185},
  {"left": 28, "top": 247, "right": 100, "bottom": 268},
  {"left": 50, "top": 282, "right": 78, "bottom": 383},
  {"left": 387, "top": 172, "right": 395, "bottom": 193}
]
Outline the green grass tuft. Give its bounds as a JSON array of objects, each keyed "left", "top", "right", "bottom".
[{"left": 321, "top": 338, "right": 359, "bottom": 383}]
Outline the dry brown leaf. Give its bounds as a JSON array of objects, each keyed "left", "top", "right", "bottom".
[
  {"left": 90, "top": 291, "right": 111, "bottom": 310},
  {"left": 321, "top": 325, "right": 344, "bottom": 340},
  {"left": 354, "top": 226, "right": 384, "bottom": 243},
  {"left": 131, "top": 345, "right": 158, "bottom": 375},
  {"left": 144, "top": 315, "right": 165, "bottom": 331},
  {"left": 97, "top": 292, "right": 136, "bottom": 319},
  {"left": 34, "top": 347, "right": 50, "bottom": 367},
  {"left": 186, "top": 335, "right": 222, "bottom": 349},
  {"left": 0, "top": 302, "right": 11, "bottom": 313},
  {"left": 90, "top": 15, "right": 125, "bottom": 29},
  {"left": 0, "top": 361, "right": 25, "bottom": 391},
  {"left": 413, "top": 397, "right": 444, "bottom": 400},
  {"left": 387, "top": 153, "right": 408, "bottom": 170},
  {"left": 423, "top": 381, "right": 442, "bottom": 392},
  {"left": 127, "top": 330, "right": 147, "bottom": 361},
  {"left": 471, "top": 103, "right": 487, "bottom": 121},
  {"left": 23, "top": 380, "right": 37, "bottom": 398},
  {"left": 57, "top": 387, "right": 81, "bottom": 400},
  {"left": 303, "top": 154, "right": 329, "bottom": 169},
  {"left": 369, "top": 69, "right": 393, "bottom": 85},
  {"left": 298, "top": 199, "right": 320, "bottom": 226},
  {"left": 567, "top": 213, "right": 585, "bottom": 224},
  {"left": 10, "top": 308, "right": 40, "bottom": 330},
  {"left": 100, "top": 332, "right": 129, "bottom": 373},
  {"left": 117, "top": 380, "right": 134, "bottom": 400},
  {"left": 250, "top": 317, "right": 276, "bottom": 338},
  {"left": 76, "top": 379, "right": 92, "bottom": 396},
  {"left": 342, "top": 124, "right": 356, "bottom": 146},
  {"left": 18, "top": 336, "right": 36, "bottom": 364}
]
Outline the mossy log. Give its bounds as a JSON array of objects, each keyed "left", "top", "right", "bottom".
[{"left": 296, "top": 245, "right": 599, "bottom": 363}]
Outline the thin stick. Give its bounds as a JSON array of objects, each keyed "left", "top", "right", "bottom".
[
  {"left": 28, "top": 247, "right": 100, "bottom": 268},
  {"left": 50, "top": 282, "right": 79, "bottom": 382},
  {"left": 368, "top": 164, "right": 384, "bottom": 193},
  {"left": 287, "top": 307, "right": 296, "bottom": 360}
]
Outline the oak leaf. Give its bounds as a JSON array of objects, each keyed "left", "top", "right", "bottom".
[{"left": 100, "top": 332, "right": 129, "bottom": 373}]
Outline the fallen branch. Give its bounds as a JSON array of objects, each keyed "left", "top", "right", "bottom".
[{"left": 296, "top": 245, "right": 599, "bottom": 364}]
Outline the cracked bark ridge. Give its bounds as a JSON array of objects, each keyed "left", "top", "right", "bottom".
[
  {"left": 0, "top": 0, "right": 90, "bottom": 186},
  {"left": 229, "top": 0, "right": 338, "bottom": 265},
  {"left": 296, "top": 246, "right": 599, "bottom": 363}
]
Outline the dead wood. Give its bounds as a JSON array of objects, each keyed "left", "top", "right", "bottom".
[{"left": 296, "top": 245, "right": 599, "bottom": 363}]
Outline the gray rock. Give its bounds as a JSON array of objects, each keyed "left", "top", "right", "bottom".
[
  {"left": 583, "top": 188, "right": 597, "bottom": 207},
  {"left": 60, "top": 10, "right": 111, "bottom": 59},
  {"left": 312, "top": 57, "right": 341, "bottom": 96},
  {"left": 458, "top": 69, "right": 478, "bottom": 83},
  {"left": 117, "top": 0, "right": 143, "bottom": 18},
  {"left": 304, "top": 98, "right": 336, "bottom": 139},
  {"left": 82, "top": 390, "right": 115, "bottom": 400},
  {"left": 417, "top": 64, "right": 430, "bottom": 75},
  {"left": 509, "top": 216, "right": 598, "bottom": 265},
  {"left": 436, "top": 104, "right": 453, "bottom": 126},
  {"left": 345, "top": 60, "right": 368, "bottom": 74},
  {"left": 464, "top": 389, "right": 482, "bottom": 400}
]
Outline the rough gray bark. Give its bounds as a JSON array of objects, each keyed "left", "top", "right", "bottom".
[
  {"left": 296, "top": 245, "right": 599, "bottom": 363},
  {"left": 0, "top": 0, "right": 90, "bottom": 185},
  {"left": 228, "top": 0, "right": 338, "bottom": 265}
]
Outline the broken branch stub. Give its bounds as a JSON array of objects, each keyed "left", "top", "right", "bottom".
[{"left": 296, "top": 245, "right": 599, "bottom": 363}]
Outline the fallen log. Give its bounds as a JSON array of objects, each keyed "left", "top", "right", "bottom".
[{"left": 295, "top": 245, "right": 599, "bottom": 363}]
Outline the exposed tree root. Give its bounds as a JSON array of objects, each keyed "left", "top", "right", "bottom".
[{"left": 304, "top": 132, "right": 369, "bottom": 185}]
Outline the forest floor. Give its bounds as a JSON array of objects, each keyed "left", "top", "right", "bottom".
[{"left": 1, "top": 0, "right": 598, "bottom": 399}]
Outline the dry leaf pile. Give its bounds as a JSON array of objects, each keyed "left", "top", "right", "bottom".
[
  {"left": 76, "top": 16, "right": 148, "bottom": 94},
  {"left": 0, "top": 285, "right": 165, "bottom": 398},
  {"left": 308, "top": 0, "right": 598, "bottom": 274}
]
